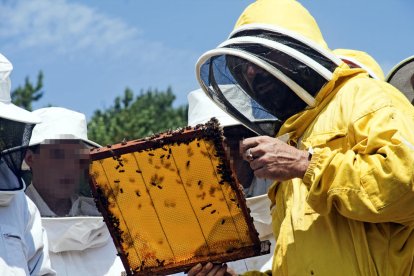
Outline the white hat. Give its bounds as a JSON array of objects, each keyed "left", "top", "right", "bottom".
[
  {"left": 0, "top": 53, "right": 40, "bottom": 124},
  {"left": 29, "top": 107, "right": 101, "bottom": 147},
  {"left": 187, "top": 88, "right": 241, "bottom": 127}
]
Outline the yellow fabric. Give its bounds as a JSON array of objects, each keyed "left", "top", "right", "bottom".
[
  {"left": 235, "top": 0, "right": 414, "bottom": 275},
  {"left": 269, "top": 68, "right": 414, "bottom": 275},
  {"left": 234, "top": 0, "right": 329, "bottom": 50},
  {"left": 333, "top": 48, "right": 385, "bottom": 81}
]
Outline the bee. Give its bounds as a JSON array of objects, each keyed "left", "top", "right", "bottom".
[
  {"left": 201, "top": 203, "right": 212, "bottom": 210},
  {"left": 121, "top": 138, "right": 127, "bottom": 145},
  {"left": 156, "top": 259, "right": 165, "bottom": 266}
]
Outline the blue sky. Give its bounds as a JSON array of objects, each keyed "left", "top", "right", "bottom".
[{"left": 1, "top": 0, "right": 413, "bottom": 120}]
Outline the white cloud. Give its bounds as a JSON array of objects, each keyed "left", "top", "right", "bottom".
[{"left": 0, "top": 0, "right": 177, "bottom": 62}]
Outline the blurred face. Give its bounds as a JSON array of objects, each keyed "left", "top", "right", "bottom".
[
  {"left": 27, "top": 140, "right": 90, "bottom": 200},
  {"left": 223, "top": 125, "right": 255, "bottom": 189}
]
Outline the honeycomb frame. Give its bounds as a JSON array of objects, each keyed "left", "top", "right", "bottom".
[{"left": 89, "top": 119, "right": 270, "bottom": 275}]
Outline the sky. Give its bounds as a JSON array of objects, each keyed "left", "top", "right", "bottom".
[{"left": 1, "top": 0, "right": 413, "bottom": 120}]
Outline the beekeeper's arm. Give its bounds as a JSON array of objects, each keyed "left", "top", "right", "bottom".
[{"left": 304, "top": 101, "right": 414, "bottom": 225}]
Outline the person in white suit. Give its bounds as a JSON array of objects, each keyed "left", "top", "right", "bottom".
[
  {"left": 24, "top": 107, "right": 125, "bottom": 276},
  {"left": 0, "top": 53, "right": 55, "bottom": 275}
]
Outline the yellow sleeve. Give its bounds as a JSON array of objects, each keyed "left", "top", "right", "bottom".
[{"left": 303, "top": 103, "right": 414, "bottom": 225}]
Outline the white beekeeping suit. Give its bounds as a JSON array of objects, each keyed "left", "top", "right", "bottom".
[
  {"left": 0, "top": 53, "right": 55, "bottom": 275},
  {"left": 186, "top": 89, "right": 275, "bottom": 274},
  {"left": 24, "top": 107, "right": 125, "bottom": 275}
]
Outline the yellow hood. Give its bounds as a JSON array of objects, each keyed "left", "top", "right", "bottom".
[
  {"left": 333, "top": 48, "right": 385, "bottom": 81},
  {"left": 195, "top": 0, "right": 364, "bottom": 138},
  {"left": 234, "top": 0, "right": 329, "bottom": 50},
  {"left": 231, "top": 0, "right": 367, "bottom": 139}
]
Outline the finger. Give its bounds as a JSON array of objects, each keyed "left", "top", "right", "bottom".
[
  {"left": 243, "top": 148, "right": 254, "bottom": 162},
  {"left": 196, "top": 262, "right": 213, "bottom": 276},
  {"left": 240, "top": 137, "right": 259, "bottom": 153},
  {"left": 207, "top": 264, "right": 227, "bottom": 276},
  {"left": 249, "top": 157, "right": 265, "bottom": 171},
  {"left": 253, "top": 166, "right": 269, "bottom": 179},
  {"left": 187, "top": 263, "right": 203, "bottom": 276}
]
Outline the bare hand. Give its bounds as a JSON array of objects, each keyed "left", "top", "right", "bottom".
[
  {"left": 187, "top": 262, "right": 236, "bottom": 276},
  {"left": 240, "top": 136, "right": 310, "bottom": 181}
]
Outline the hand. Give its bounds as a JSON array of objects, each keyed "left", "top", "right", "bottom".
[
  {"left": 187, "top": 262, "right": 237, "bottom": 276},
  {"left": 240, "top": 136, "right": 310, "bottom": 181}
]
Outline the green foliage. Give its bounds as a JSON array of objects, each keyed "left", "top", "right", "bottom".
[
  {"left": 87, "top": 87, "right": 188, "bottom": 145},
  {"left": 11, "top": 71, "right": 44, "bottom": 111}
]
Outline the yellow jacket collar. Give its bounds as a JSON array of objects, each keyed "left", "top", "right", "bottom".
[{"left": 278, "top": 64, "right": 366, "bottom": 140}]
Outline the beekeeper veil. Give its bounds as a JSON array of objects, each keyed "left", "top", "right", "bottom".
[
  {"left": 196, "top": 0, "right": 342, "bottom": 137},
  {"left": 386, "top": 55, "right": 414, "bottom": 105},
  {"left": 0, "top": 53, "right": 40, "bottom": 196}
]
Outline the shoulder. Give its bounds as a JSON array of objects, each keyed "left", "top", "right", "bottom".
[{"left": 336, "top": 77, "right": 414, "bottom": 120}]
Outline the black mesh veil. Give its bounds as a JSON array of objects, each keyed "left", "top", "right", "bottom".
[
  {"left": 199, "top": 54, "right": 282, "bottom": 137},
  {"left": 386, "top": 56, "right": 414, "bottom": 105},
  {"left": 196, "top": 25, "right": 340, "bottom": 137},
  {"left": 0, "top": 117, "right": 35, "bottom": 191}
]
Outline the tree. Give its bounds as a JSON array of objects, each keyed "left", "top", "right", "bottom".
[
  {"left": 11, "top": 71, "right": 44, "bottom": 111},
  {"left": 87, "top": 87, "right": 188, "bottom": 145}
]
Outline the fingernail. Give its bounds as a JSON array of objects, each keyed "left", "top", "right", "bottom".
[
  {"left": 206, "top": 262, "right": 213, "bottom": 269},
  {"left": 195, "top": 263, "right": 202, "bottom": 270}
]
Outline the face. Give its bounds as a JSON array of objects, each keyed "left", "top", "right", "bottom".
[
  {"left": 27, "top": 140, "right": 90, "bottom": 200},
  {"left": 236, "top": 60, "right": 307, "bottom": 121}
]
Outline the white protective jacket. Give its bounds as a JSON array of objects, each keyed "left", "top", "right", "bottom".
[
  {"left": 0, "top": 180, "right": 54, "bottom": 275},
  {"left": 42, "top": 217, "right": 125, "bottom": 276},
  {"left": 26, "top": 184, "right": 125, "bottom": 275},
  {"left": 226, "top": 194, "right": 275, "bottom": 273}
]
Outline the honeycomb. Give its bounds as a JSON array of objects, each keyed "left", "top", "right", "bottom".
[{"left": 89, "top": 119, "right": 270, "bottom": 275}]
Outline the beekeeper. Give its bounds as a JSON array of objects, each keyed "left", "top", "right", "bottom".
[
  {"left": 189, "top": 0, "right": 414, "bottom": 275},
  {"left": 187, "top": 89, "right": 275, "bottom": 274},
  {"left": 0, "top": 53, "right": 55, "bottom": 275},
  {"left": 24, "top": 107, "right": 125, "bottom": 275}
]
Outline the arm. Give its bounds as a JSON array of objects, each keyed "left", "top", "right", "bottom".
[{"left": 304, "top": 105, "right": 414, "bottom": 225}]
